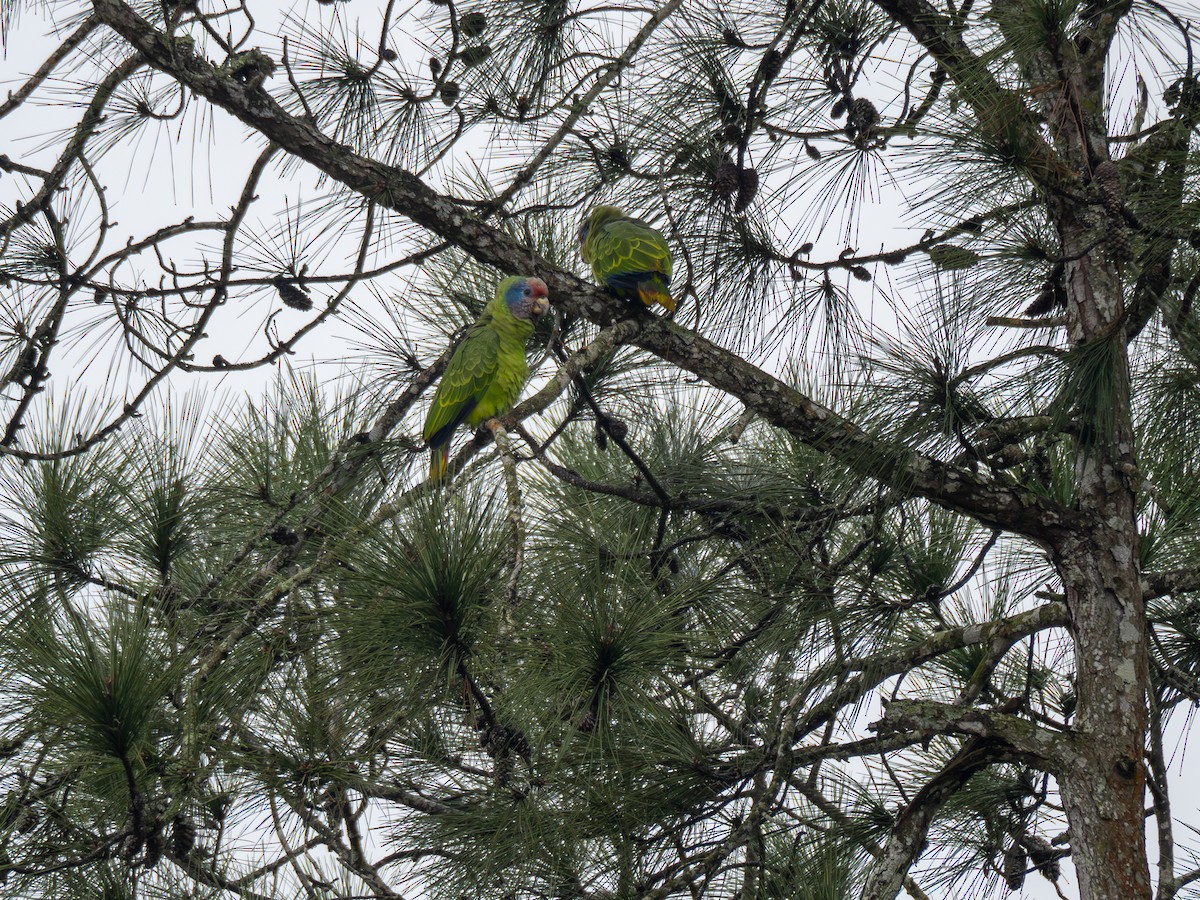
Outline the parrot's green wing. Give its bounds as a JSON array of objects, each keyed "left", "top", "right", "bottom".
[
  {"left": 590, "top": 218, "right": 672, "bottom": 282},
  {"left": 423, "top": 325, "right": 501, "bottom": 451}
]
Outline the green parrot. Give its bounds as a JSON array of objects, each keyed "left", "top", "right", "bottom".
[
  {"left": 579, "top": 205, "right": 676, "bottom": 313},
  {"left": 422, "top": 276, "right": 551, "bottom": 481}
]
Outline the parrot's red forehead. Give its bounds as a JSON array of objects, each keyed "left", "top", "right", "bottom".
[{"left": 526, "top": 277, "right": 548, "bottom": 297}]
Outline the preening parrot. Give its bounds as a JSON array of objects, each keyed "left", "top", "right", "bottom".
[
  {"left": 423, "top": 276, "right": 551, "bottom": 482},
  {"left": 579, "top": 205, "right": 676, "bottom": 313}
]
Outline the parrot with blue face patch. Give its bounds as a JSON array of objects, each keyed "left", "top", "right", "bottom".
[
  {"left": 423, "top": 276, "right": 551, "bottom": 482},
  {"left": 579, "top": 205, "right": 676, "bottom": 313}
]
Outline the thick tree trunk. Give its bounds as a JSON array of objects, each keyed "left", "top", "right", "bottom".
[
  {"left": 1055, "top": 529, "right": 1150, "bottom": 899},
  {"left": 1053, "top": 222, "right": 1151, "bottom": 898}
]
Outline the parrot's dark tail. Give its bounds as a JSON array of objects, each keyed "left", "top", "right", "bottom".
[{"left": 429, "top": 447, "right": 448, "bottom": 483}]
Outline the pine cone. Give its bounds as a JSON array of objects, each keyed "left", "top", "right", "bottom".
[
  {"left": 143, "top": 827, "right": 164, "bottom": 869},
  {"left": 460, "top": 12, "right": 487, "bottom": 37},
  {"left": 722, "top": 27, "right": 745, "bottom": 48},
  {"left": 507, "top": 728, "right": 531, "bottom": 759},
  {"left": 459, "top": 44, "right": 492, "bottom": 67},
  {"left": 152, "top": 581, "right": 182, "bottom": 612},
  {"left": 493, "top": 752, "right": 513, "bottom": 788},
  {"left": 712, "top": 161, "right": 740, "bottom": 201},
  {"left": 605, "top": 144, "right": 630, "bottom": 170},
  {"left": 1105, "top": 222, "right": 1132, "bottom": 261},
  {"left": 1024, "top": 286, "right": 1057, "bottom": 317},
  {"left": 273, "top": 276, "right": 313, "bottom": 311},
  {"left": 171, "top": 815, "right": 196, "bottom": 859},
  {"left": 852, "top": 97, "right": 880, "bottom": 129},
  {"left": 847, "top": 97, "right": 880, "bottom": 145},
  {"left": 1003, "top": 842, "right": 1027, "bottom": 890},
  {"left": 735, "top": 167, "right": 759, "bottom": 212},
  {"left": 604, "top": 416, "right": 628, "bottom": 441},
  {"left": 760, "top": 50, "right": 784, "bottom": 81},
  {"left": 1025, "top": 258, "right": 1066, "bottom": 315},
  {"left": 121, "top": 830, "right": 144, "bottom": 863},
  {"left": 480, "top": 724, "right": 531, "bottom": 763},
  {"left": 1023, "top": 834, "right": 1061, "bottom": 882},
  {"left": 1093, "top": 160, "right": 1123, "bottom": 215}
]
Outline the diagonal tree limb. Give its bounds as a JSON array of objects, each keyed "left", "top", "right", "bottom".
[
  {"left": 791, "top": 778, "right": 934, "bottom": 900},
  {"left": 859, "top": 734, "right": 1015, "bottom": 900},
  {"left": 631, "top": 321, "right": 1080, "bottom": 541}
]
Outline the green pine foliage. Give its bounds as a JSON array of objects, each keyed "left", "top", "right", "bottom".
[{"left": 0, "top": 0, "right": 1199, "bottom": 895}]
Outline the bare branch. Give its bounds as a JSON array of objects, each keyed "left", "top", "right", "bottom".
[{"left": 0, "top": 16, "right": 100, "bottom": 121}]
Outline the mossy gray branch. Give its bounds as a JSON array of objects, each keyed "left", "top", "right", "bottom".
[
  {"left": 869, "top": 699, "right": 1073, "bottom": 770},
  {"left": 1144, "top": 567, "right": 1200, "bottom": 600},
  {"left": 860, "top": 733, "right": 1018, "bottom": 900},
  {"left": 789, "top": 601, "right": 1068, "bottom": 742}
]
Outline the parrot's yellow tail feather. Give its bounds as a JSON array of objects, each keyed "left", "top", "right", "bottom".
[
  {"left": 639, "top": 286, "right": 676, "bottom": 313},
  {"left": 429, "top": 447, "right": 448, "bottom": 483}
]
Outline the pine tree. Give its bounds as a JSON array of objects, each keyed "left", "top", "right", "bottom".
[{"left": 0, "top": 0, "right": 1199, "bottom": 897}]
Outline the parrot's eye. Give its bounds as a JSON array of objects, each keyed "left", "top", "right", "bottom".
[{"left": 522, "top": 287, "right": 532, "bottom": 296}]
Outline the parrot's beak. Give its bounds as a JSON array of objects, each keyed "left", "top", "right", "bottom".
[{"left": 529, "top": 278, "right": 550, "bottom": 317}]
